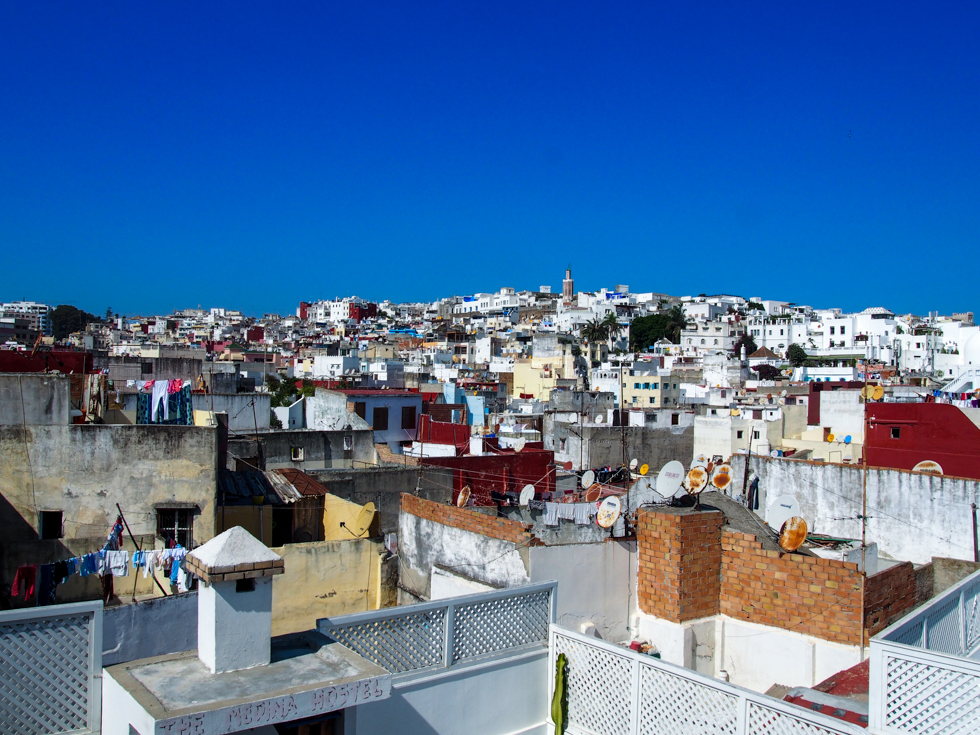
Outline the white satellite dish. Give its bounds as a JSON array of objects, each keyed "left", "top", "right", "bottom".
[
  {"left": 596, "top": 496, "right": 622, "bottom": 529},
  {"left": 691, "top": 454, "right": 709, "bottom": 469},
  {"left": 767, "top": 495, "right": 801, "bottom": 532},
  {"left": 519, "top": 484, "right": 535, "bottom": 507},
  {"left": 581, "top": 470, "right": 596, "bottom": 489},
  {"left": 630, "top": 458, "right": 639, "bottom": 470},
  {"left": 513, "top": 438, "right": 526, "bottom": 452},
  {"left": 594, "top": 415, "right": 604, "bottom": 424},
  {"left": 654, "top": 461, "right": 685, "bottom": 499}
]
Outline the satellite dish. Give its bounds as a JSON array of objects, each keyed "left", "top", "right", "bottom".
[
  {"left": 686, "top": 466, "right": 709, "bottom": 495},
  {"left": 781, "top": 390, "right": 788, "bottom": 397},
  {"left": 873, "top": 385, "right": 885, "bottom": 401},
  {"left": 595, "top": 415, "right": 604, "bottom": 424},
  {"left": 826, "top": 433, "right": 835, "bottom": 443},
  {"left": 519, "top": 484, "right": 535, "bottom": 507},
  {"left": 457, "top": 486, "right": 471, "bottom": 507},
  {"left": 581, "top": 470, "right": 596, "bottom": 489},
  {"left": 639, "top": 463, "right": 649, "bottom": 476},
  {"left": 767, "top": 495, "right": 801, "bottom": 531},
  {"left": 655, "top": 461, "right": 685, "bottom": 499},
  {"left": 513, "top": 438, "right": 526, "bottom": 452},
  {"left": 596, "top": 496, "right": 622, "bottom": 529},
  {"left": 770, "top": 450, "right": 780, "bottom": 458},
  {"left": 563, "top": 461, "right": 573, "bottom": 471},
  {"left": 862, "top": 385, "right": 876, "bottom": 400},
  {"left": 711, "top": 464, "right": 733, "bottom": 490},
  {"left": 349, "top": 502, "right": 376, "bottom": 537},
  {"left": 630, "top": 458, "right": 639, "bottom": 470},
  {"left": 778, "top": 516, "right": 808, "bottom": 552},
  {"left": 585, "top": 484, "right": 601, "bottom": 502},
  {"left": 912, "top": 460, "right": 944, "bottom": 476},
  {"left": 844, "top": 435, "right": 852, "bottom": 444},
  {"left": 692, "top": 455, "right": 709, "bottom": 469}
]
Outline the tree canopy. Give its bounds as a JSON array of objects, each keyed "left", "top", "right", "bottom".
[
  {"left": 50, "top": 305, "right": 100, "bottom": 341},
  {"left": 731, "top": 333, "right": 758, "bottom": 358},
  {"left": 267, "top": 376, "right": 316, "bottom": 408},
  {"left": 752, "top": 363, "right": 782, "bottom": 381},
  {"left": 787, "top": 343, "right": 808, "bottom": 367},
  {"left": 629, "top": 305, "right": 687, "bottom": 350}
]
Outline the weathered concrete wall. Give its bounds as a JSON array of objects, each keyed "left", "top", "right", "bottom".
[
  {"left": 269, "top": 539, "right": 384, "bottom": 636},
  {"left": 255, "top": 428, "right": 376, "bottom": 470},
  {"left": 529, "top": 540, "right": 636, "bottom": 642},
  {"left": 398, "top": 506, "right": 530, "bottom": 602},
  {"left": 547, "top": 421, "right": 694, "bottom": 472},
  {"left": 208, "top": 393, "right": 271, "bottom": 431},
  {"left": 730, "top": 454, "right": 980, "bottom": 564},
  {"left": 311, "top": 466, "right": 453, "bottom": 535},
  {"left": 102, "top": 591, "right": 198, "bottom": 665},
  {"left": 0, "top": 424, "right": 218, "bottom": 603},
  {"left": 0, "top": 373, "right": 70, "bottom": 426}
]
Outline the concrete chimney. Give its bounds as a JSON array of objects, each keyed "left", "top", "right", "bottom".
[{"left": 184, "top": 526, "right": 284, "bottom": 674}]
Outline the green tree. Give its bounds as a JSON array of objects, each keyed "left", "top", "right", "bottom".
[
  {"left": 50, "top": 304, "right": 99, "bottom": 341},
  {"left": 629, "top": 306, "right": 688, "bottom": 350},
  {"left": 752, "top": 364, "right": 781, "bottom": 381},
  {"left": 601, "top": 312, "right": 623, "bottom": 347},
  {"left": 731, "top": 333, "right": 758, "bottom": 358},
  {"left": 580, "top": 318, "right": 609, "bottom": 344},
  {"left": 787, "top": 343, "right": 808, "bottom": 367}
]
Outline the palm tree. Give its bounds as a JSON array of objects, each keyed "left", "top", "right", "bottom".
[
  {"left": 581, "top": 318, "right": 608, "bottom": 344},
  {"left": 664, "top": 305, "right": 688, "bottom": 343},
  {"left": 602, "top": 312, "right": 623, "bottom": 349}
]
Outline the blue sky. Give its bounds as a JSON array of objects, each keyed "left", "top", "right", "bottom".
[{"left": 1, "top": 3, "right": 977, "bottom": 317}]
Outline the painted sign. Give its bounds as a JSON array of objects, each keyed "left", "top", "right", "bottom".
[{"left": 154, "top": 675, "right": 391, "bottom": 735}]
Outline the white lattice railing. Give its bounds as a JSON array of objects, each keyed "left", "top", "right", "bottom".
[
  {"left": 318, "top": 581, "right": 556, "bottom": 676},
  {"left": 868, "top": 568, "right": 980, "bottom": 734},
  {"left": 0, "top": 600, "right": 103, "bottom": 735},
  {"left": 550, "top": 626, "right": 864, "bottom": 735}
]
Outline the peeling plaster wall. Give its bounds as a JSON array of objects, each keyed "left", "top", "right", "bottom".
[
  {"left": 730, "top": 454, "right": 980, "bottom": 564},
  {"left": 0, "top": 424, "right": 217, "bottom": 603},
  {"left": 397, "top": 511, "right": 530, "bottom": 602}
]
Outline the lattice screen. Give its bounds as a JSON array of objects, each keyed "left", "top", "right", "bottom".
[
  {"left": 322, "top": 608, "right": 446, "bottom": 673},
  {"left": 964, "top": 579, "right": 980, "bottom": 653},
  {"left": 0, "top": 612, "right": 94, "bottom": 735},
  {"left": 926, "top": 596, "right": 962, "bottom": 655},
  {"left": 554, "top": 631, "right": 634, "bottom": 735},
  {"left": 452, "top": 589, "right": 551, "bottom": 662},
  {"left": 638, "top": 663, "right": 738, "bottom": 735},
  {"left": 748, "top": 701, "right": 848, "bottom": 735},
  {"left": 883, "top": 654, "right": 980, "bottom": 734}
]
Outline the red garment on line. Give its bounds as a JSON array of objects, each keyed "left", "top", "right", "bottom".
[{"left": 12, "top": 564, "right": 36, "bottom": 600}]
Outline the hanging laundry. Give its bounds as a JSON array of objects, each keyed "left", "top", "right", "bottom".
[
  {"left": 79, "top": 553, "right": 99, "bottom": 577},
  {"left": 557, "top": 503, "right": 576, "bottom": 521},
  {"left": 106, "top": 550, "right": 129, "bottom": 577},
  {"left": 53, "top": 560, "right": 70, "bottom": 585},
  {"left": 65, "top": 557, "right": 78, "bottom": 577},
  {"left": 543, "top": 502, "right": 560, "bottom": 526},
  {"left": 38, "top": 564, "right": 58, "bottom": 606},
  {"left": 11, "top": 564, "right": 36, "bottom": 599},
  {"left": 151, "top": 380, "right": 170, "bottom": 422},
  {"left": 573, "top": 503, "right": 594, "bottom": 525}
]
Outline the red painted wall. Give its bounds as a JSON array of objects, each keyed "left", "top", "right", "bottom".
[
  {"left": 425, "top": 450, "right": 556, "bottom": 505},
  {"left": 417, "top": 414, "right": 469, "bottom": 454},
  {"left": 866, "top": 403, "right": 980, "bottom": 480},
  {"left": 0, "top": 350, "right": 91, "bottom": 374}
]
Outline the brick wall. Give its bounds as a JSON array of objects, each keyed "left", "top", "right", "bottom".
[
  {"left": 375, "top": 443, "right": 419, "bottom": 466},
  {"left": 864, "top": 561, "right": 917, "bottom": 641},
  {"left": 637, "top": 507, "right": 724, "bottom": 622},
  {"left": 400, "top": 493, "right": 534, "bottom": 545},
  {"left": 720, "top": 531, "right": 864, "bottom": 645}
]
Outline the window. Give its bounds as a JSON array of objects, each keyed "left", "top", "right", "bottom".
[
  {"left": 649, "top": 397, "right": 656, "bottom": 405},
  {"left": 634, "top": 382, "right": 641, "bottom": 389},
  {"left": 713, "top": 339, "right": 719, "bottom": 345},
  {"left": 236, "top": 578, "right": 256, "bottom": 593},
  {"left": 372, "top": 407, "right": 389, "bottom": 431},
  {"left": 891, "top": 427, "right": 901, "bottom": 439},
  {"left": 651, "top": 414, "right": 658, "bottom": 423},
  {"left": 671, "top": 413, "right": 679, "bottom": 425},
  {"left": 559, "top": 438, "right": 567, "bottom": 451},
  {"left": 780, "top": 329, "right": 784, "bottom": 336},
  {"left": 39, "top": 510, "right": 63, "bottom": 540},
  {"left": 736, "top": 430, "right": 744, "bottom": 439},
  {"left": 753, "top": 431, "right": 760, "bottom": 440},
  {"left": 830, "top": 327, "right": 835, "bottom": 335},
  {"left": 700, "top": 339, "right": 705, "bottom": 344},
  {"left": 642, "top": 382, "right": 650, "bottom": 389},
  {"left": 290, "top": 447, "right": 305, "bottom": 461},
  {"left": 157, "top": 508, "right": 194, "bottom": 547},
  {"left": 141, "top": 362, "right": 153, "bottom": 375},
  {"left": 632, "top": 397, "right": 638, "bottom": 405},
  {"left": 401, "top": 405, "right": 417, "bottom": 430},
  {"left": 673, "top": 384, "right": 678, "bottom": 389},
  {"left": 711, "top": 409, "right": 717, "bottom": 415},
  {"left": 840, "top": 326, "right": 846, "bottom": 335},
  {"left": 353, "top": 402, "right": 366, "bottom": 419}
]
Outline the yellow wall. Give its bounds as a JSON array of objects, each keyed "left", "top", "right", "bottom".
[
  {"left": 269, "top": 539, "right": 384, "bottom": 636},
  {"left": 512, "top": 353, "right": 576, "bottom": 401},
  {"left": 322, "top": 494, "right": 378, "bottom": 541}
]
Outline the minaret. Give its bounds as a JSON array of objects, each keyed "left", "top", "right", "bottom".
[{"left": 562, "top": 266, "right": 574, "bottom": 304}]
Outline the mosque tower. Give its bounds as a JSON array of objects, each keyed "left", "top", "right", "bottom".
[{"left": 562, "top": 266, "right": 574, "bottom": 304}]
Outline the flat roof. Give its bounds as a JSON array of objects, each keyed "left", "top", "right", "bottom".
[{"left": 106, "top": 631, "right": 390, "bottom": 726}]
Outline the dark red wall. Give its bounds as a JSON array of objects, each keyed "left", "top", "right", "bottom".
[
  {"left": 0, "top": 350, "right": 91, "bottom": 374},
  {"left": 866, "top": 403, "right": 980, "bottom": 480},
  {"left": 425, "top": 450, "right": 556, "bottom": 505},
  {"left": 417, "top": 415, "right": 470, "bottom": 454}
]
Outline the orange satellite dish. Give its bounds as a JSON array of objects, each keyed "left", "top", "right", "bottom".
[
  {"left": 778, "top": 516, "right": 808, "bottom": 552},
  {"left": 457, "top": 486, "right": 471, "bottom": 507}
]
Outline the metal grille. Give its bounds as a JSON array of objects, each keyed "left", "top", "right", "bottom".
[
  {"left": 638, "top": 664, "right": 738, "bottom": 735},
  {"left": 892, "top": 620, "right": 924, "bottom": 648},
  {"left": 925, "top": 597, "right": 961, "bottom": 655},
  {"left": 554, "top": 631, "right": 634, "bottom": 735},
  {"left": 748, "top": 701, "right": 846, "bottom": 735},
  {"left": 452, "top": 589, "right": 551, "bottom": 662},
  {"left": 0, "top": 602, "right": 101, "bottom": 735},
  {"left": 323, "top": 608, "right": 446, "bottom": 673},
  {"left": 318, "top": 581, "right": 556, "bottom": 676},
  {"left": 964, "top": 579, "right": 980, "bottom": 653},
  {"left": 883, "top": 654, "right": 980, "bottom": 733}
]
